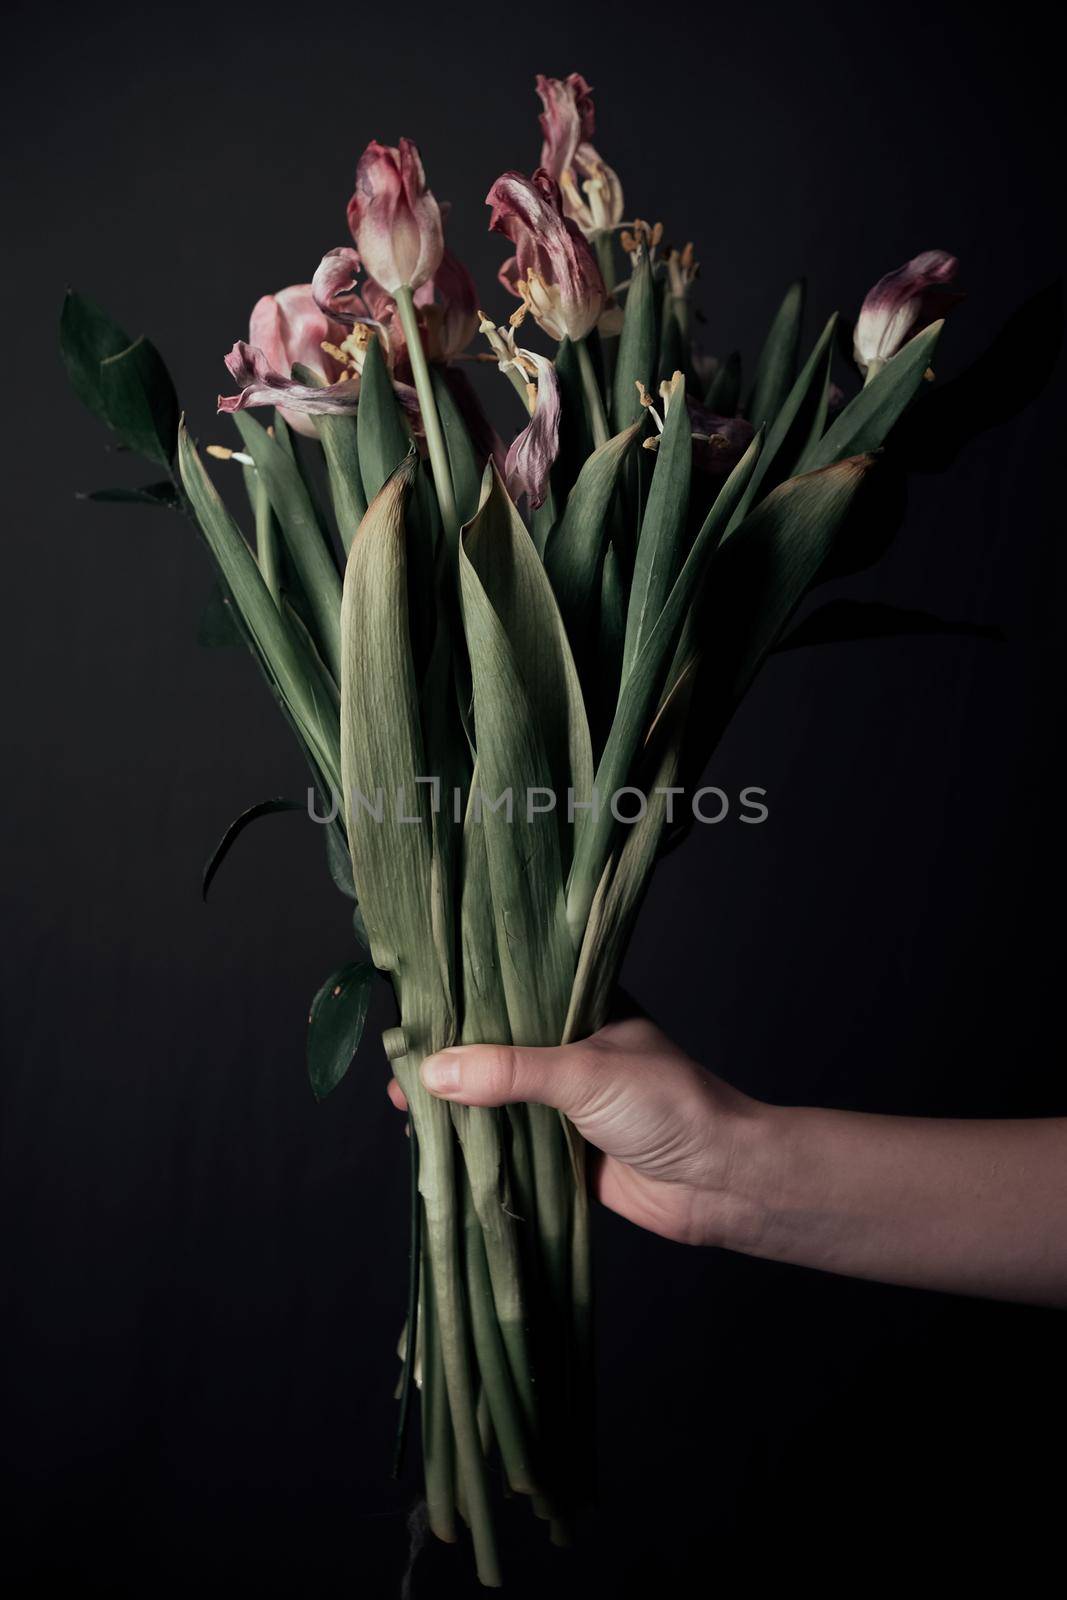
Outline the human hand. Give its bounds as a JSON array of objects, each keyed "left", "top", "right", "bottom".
[{"left": 386, "top": 1017, "right": 763, "bottom": 1246}]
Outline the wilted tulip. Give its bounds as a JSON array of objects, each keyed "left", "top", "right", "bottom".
[
  {"left": 346, "top": 138, "right": 444, "bottom": 295},
  {"left": 536, "top": 72, "right": 624, "bottom": 237},
  {"left": 487, "top": 169, "right": 605, "bottom": 343},
  {"left": 218, "top": 341, "right": 360, "bottom": 424},
  {"left": 853, "top": 249, "right": 961, "bottom": 377},
  {"left": 478, "top": 317, "right": 561, "bottom": 509},
  {"left": 244, "top": 284, "right": 351, "bottom": 436}
]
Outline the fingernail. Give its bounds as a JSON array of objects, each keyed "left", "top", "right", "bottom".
[{"left": 421, "top": 1052, "right": 461, "bottom": 1093}]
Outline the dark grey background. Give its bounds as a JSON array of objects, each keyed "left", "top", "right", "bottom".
[{"left": 2, "top": 0, "right": 1063, "bottom": 1593}]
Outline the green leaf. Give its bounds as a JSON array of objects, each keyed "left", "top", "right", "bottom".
[
  {"left": 59, "top": 291, "right": 132, "bottom": 425},
  {"left": 612, "top": 250, "right": 657, "bottom": 430},
  {"left": 543, "top": 421, "right": 641, "bottom": 642},
  {"left": 307, "top": 961, "right": 375, "bottom": 1099},
  {"left": 339, "top": 453, "right": 452, "bottom": 1024},
  {"left": 621, "top": 371, "right": 693, "bottom": 681},
  {"left": 196, "top": 584, "right": 244, "bottom": 647},
  {"left": 733, "top": 314, "right": 837, "bottom": 519},
  {"left": 705, "top": 350, "right": 741, "bottom": 415},
  {"left": 461, "top": 464, "right": 593, "bottom": 876},
  {"left": 312, "top": 408, "right": 367, "bottom": 554},
  {"left": 457, "top": 776, "right": 511, "bottom": 1044},
  {"left": 598, "top": 541, "right": 625, "bottom": 676},
  {"left": 78, "top": 481, "right": 179, "bottom": 509},
  {"left": 592, "top": 540, "right": 626, "bottom": 748},
  {"left": 289, "top": 366, "right": 366, "bottom": 553},
  {"left": 432, "top": 368, "right": 482, "bottom": 533},
  {"left": 459, "top": 485, "right": 577, "bottom": 1041},
  {"left": 747, "top": 279, "right": 805, "bottom": 428},
  {"left": 357, "top": 336, "right": 413, "bottom": 503},
  {"left": 801, "top": 322, "right": 943, "bottom": 470},
  {"left": 99, "top": 336, "right": 181, "bottom": 467},
  {"left": 201, "top": 797, "right": 303, "bottom": 900},
  {"left": 567, "top": 431, "right": 762, "bottom": 933},
  {"left": 178, "top": 424, "right": 342, "bottom": 796},
  {"left": 231, "top": 410, "right": 343, "bottom": 680},
  {"left": 688, "top": 455, "right": 878, "bottom": 757}
]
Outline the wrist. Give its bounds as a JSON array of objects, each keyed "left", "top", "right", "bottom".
[{"left": 692, "top": 1090, "right": 792, "bottom": 1251}]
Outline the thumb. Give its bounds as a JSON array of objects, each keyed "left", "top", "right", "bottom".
[{"left": 420, "top": 1041, "right": 593, "bottom": 1118}]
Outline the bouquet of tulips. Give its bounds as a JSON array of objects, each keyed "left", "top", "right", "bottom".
[{"left": 62, "top": 69, "right": 964, "bottom": 1586}]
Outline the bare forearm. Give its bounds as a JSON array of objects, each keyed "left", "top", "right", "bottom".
[{"left": 715, "top": 1105, "right": 1067, "bottom": 1306}]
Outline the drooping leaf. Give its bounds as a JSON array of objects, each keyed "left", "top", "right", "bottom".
[
  {"left": 747, "top": 279, "right": 805, "bottom": 429},
  {"left": 178, "top": 424, "right": 342, "bottom": 795},
  {"left": 99, "top": 336, "right": 181, "bottom": 467},
  {"left": 801, "top": 321, "right": 943, "bottom": 470},
  {"left": 231, "top": 410, "right": 343, "bottom": 679},
  {"left": 307, "top": 961, "right": 375, "bottom": 1099},
  {"left": 78, "top": 481, "right": 180, "bottom": 509},
  {"left": 776, "top": 598, "right": 1002, "bottom": 652},
  {"left": 59, "top": 290, "right": 132, "bottom": 425},
  {"left": 201, "top": 797, "right": 303, "bottom": 900},
  {"left": 612, "top": 250, "right": 656, "bottom": 431}
]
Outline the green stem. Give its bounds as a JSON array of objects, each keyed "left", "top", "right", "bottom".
[
  {"left": 421, "top": 1245, "right": 456, "bottom": 1543},
  {"left": 461, "top": 1168, "right": 539, "bottom": 1495},
  {"left": 393, "top": 1121, "right": 422, "bottom": 1477},
  {"left": 576, "top": 337, "right": 610, "bottom": 449},
  {"left": 863, "top": 357, "right": 886, "bottom": 387},
  {"left": 594, "top": 231, "right": 617, "bottom": 296},
  {"left": 395, "top": 285, "right": 460, "bottom": 547}
]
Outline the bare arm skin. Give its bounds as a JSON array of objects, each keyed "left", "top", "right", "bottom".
[{"left": 387, "top": 1018, "right": 1067, "bottom": 1307}]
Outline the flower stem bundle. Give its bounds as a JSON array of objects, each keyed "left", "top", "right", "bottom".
[{"left": 62, "top": 69, "right": 967, "bottom": 1587}]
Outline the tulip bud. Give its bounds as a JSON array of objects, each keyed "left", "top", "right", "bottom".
[
  {"left": 536, "top": 72, "right": 625, "bottom": 238},
  {"left": 346, "top": 138, "right": 444, "bottom": 295},
  {"left": 486, "top": 169, "right": 605, "bottom": 343},
  {"left": 853, "top": 249, "right": 961, "bottom": 377},
  {"left": 247, "top": 284, "right": 350, "bottom": 437}
]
